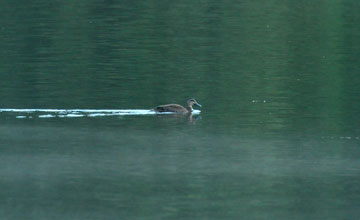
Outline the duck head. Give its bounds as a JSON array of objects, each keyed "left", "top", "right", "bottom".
[{"left": 187, "top": 98, "right": 202, "bottom": 108}]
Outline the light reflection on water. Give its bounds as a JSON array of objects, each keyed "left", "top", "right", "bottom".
[{"left": 0, "top": 108, "right": 201, "bottom": 118}]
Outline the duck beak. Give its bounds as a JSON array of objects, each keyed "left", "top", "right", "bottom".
[{"left": 194, "top": 102, "right": 202, "bottom": 107}]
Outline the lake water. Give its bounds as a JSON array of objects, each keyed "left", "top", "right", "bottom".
[{"left": 1, "top": 1, "right": 360, "bottom": 219}]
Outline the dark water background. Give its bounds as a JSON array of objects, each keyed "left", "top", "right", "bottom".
[{"left": 1, "top": 1, "right": 360, "bottom": 219}]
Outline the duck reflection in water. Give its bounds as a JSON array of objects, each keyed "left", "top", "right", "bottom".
[{"left": 154, "top": 98, "right": 201, "bottom": 114}]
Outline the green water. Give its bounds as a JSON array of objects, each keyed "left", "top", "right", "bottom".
[{"left": 1, "top": 1, "right": 360, "bottom": 219}]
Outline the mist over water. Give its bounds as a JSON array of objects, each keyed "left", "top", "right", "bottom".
[{"left": 1, "top": 0, "right": 360, "bottom": 219}]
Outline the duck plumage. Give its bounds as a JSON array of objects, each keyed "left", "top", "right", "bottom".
[{"left": 154, "top": 98, "right": 201, "bottom": 113}]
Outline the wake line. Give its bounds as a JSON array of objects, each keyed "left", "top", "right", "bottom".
[{"left": 0, "top": 108, "right": 200, "bottom": 118}]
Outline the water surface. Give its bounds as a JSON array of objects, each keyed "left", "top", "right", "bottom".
[{"left": 0, "top": 0, "right": 360, "bottom": 219}]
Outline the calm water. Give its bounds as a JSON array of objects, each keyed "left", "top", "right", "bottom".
[{"left": 1, "top": 1, "right": 360, "bottom": 219}]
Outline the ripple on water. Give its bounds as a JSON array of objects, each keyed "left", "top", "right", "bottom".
[{"left": 0, "top": 109, "right": 201, "bottom": 118}]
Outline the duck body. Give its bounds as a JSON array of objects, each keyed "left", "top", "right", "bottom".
[
  {"left": 154, "top": 98, "right": 201, "bottom": 114},
  {"left": 154, "top": 104, "right": 190, "bottom": 113}
]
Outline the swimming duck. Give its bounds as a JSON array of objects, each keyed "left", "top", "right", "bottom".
[{"left": 154, "top": 98, "right": 202, "bottom": 113}]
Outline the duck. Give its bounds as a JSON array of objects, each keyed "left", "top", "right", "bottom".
[{"left": 154, "top": 98, "right": 202, "bottom": 113}]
